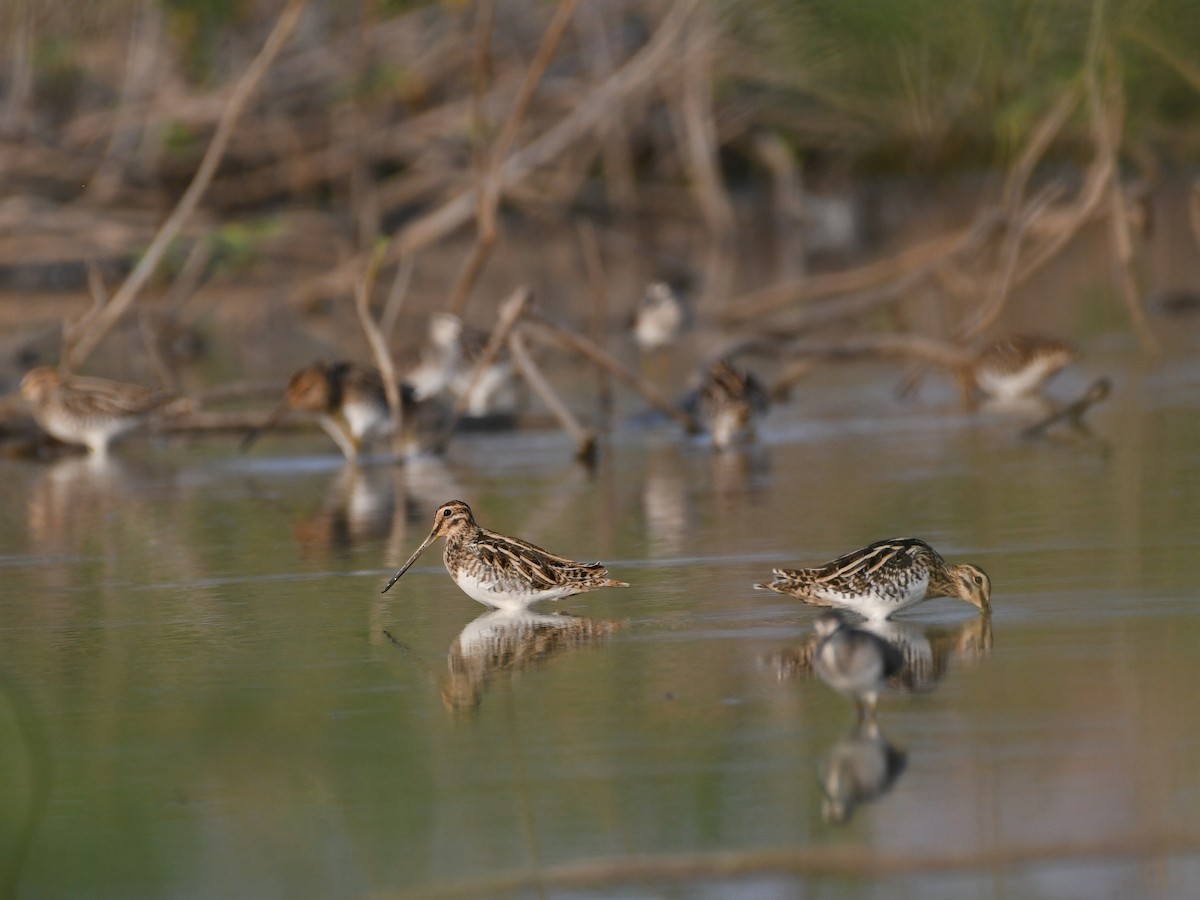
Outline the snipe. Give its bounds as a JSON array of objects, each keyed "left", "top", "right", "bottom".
[
  {"left": 755, "top": 538, "right": 990, "bottom": 621},
  {"left": 382, "top": 500, "right": 628, "bottom": 609}
]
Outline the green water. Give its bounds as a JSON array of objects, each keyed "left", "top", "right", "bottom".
[{"left": 1, "top": 344, "right": 1199, "bottom": 899}]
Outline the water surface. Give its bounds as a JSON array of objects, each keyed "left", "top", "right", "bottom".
[{"left": 1, "top": 342, "right": 1198, "bottom": 899}]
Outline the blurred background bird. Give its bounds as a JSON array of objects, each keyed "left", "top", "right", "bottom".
[
  {"left": 20, "top": 366, "right": 183, "bottom": 457},
  {"left": 959, "top": 334, "right": 1076, "bottom": 405},
  {"left": 631, "top": 281, "right": 689, "bottom": 352},
  {"left": 695, "top": 358, "right": 769, "bottom": 450},
  {"left": 404, "top": 313, "right": 515, "bottom": 418},
  {"left": 241, "top": 360, "right": 448, "bottom": 461}
]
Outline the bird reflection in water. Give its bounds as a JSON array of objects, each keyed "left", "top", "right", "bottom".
[
  {"left": 441, "top": 609, "right": 625, "bottom": 716},
  {"left": 762, "top": 613, "right": 992, "bottom": 695},
  {"left": 763, "top": 613, "right": 992, "bottom": 825},
  {"left": 808, "top": 613, "right": 909, "bottom": 823},
  {"left": 810, "top": 611, "right": 904, "bottom": 720},
  {"left": 291, "top": 454, "right": 472, "bottom": 563},
  {"left": 819, "top": 718, "right": 907, "bottom": 825},
  {"left": 708, "top": 442, "right": 770, "bottom": 505},
  {"left": 27, "top": 454, "right": 131, "bottom": 555},
  {"left": 291, "top": 464, "right": 405, "bottom": 559}
]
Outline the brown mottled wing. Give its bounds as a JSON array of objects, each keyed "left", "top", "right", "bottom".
[
  {"left": 809, "top": 539, "right": 936, "bottom": 592},
  {"left": 700, "top": 360, "right": 767, "bottom": 410},
  {"left": 471, "top": 529, "right": 620, "bottom": 590},
  {"left": 337, "top": 363, "right": 386, "bottom": 399},
  {"left": 977, "top": 335, "right": 1074, "bottom": 372},
  {"left": 758, "top": 570, "right": 838, "bottom": 604},
  {"left": 64, "top": 377, "right": 174, "bottom": 417}
]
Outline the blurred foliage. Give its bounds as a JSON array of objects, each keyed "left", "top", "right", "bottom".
[
  {"left": 165, "top": 218, "right": 282, "bottom": 278},
  {"left": 160, "top": 120, "right": 202, "bottom": 159},
  {"left": 206, "top": 218, "right": 281, "bottom": 274},
  {"left": 4, "top": 0, "right": 1200, "bottom": 176},
  {"left": 721, "top": 0, "right": 1200, "bottom": 170},
  {"left": 161, "top": 0, "right": 255, "bottom": 83}
]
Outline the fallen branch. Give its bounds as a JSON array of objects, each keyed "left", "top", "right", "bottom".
[
  {"left": 957, "top": 182, "right": 1064, "bottom": 341},
  {"left": 445, "top": 0, "right": 579, "bottom": 317},
  {"left": 157, "top": 410, "right": 310, "bottom": 434},
  {"left": 676, "top": 4, "right": 733, "bottom": 236},
  {"left": 743, "top": 333, "right": 973, "bottom": 377},
  {"left": 576, "top": 220, "right": 613, "bottom": 420}
]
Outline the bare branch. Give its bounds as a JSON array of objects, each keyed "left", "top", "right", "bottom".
[
  {"left": 509, "top": 327, "right": 596, "bottom": 462},
  {"left": 354, "top": 243, "right": 405, "bottom": 453},
  {"left": 444, "top": 0, "right": 580, "bottom": 317},
  {"left": 298, "top": 0, "right": 699, "bottom": 306},
  {"left": 576, "top": 220, "right": 613, "bottom": 421},
  {"left": 65, "top": 0, "right": 308, "bottom": 369},
  {"left": 522, "top": 309, "right": 700, "bottom": 433}
]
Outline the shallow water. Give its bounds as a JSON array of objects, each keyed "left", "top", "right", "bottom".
[{"left": 1, "top": 340, "right": 1199, "bottom": 899}]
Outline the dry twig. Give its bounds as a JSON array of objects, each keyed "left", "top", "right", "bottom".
[{"left": 522, "top": 309, "right": 700, "bottom": 433}]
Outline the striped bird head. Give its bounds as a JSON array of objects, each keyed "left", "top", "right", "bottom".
[
  {"left": 951, "top": 564, "right": 991, "bottom": 613},
  {"left": 381, "top": 500, "right": 477, "bottom": 593},
  {"left": 19, "top": 366, "right": 63, "bottom": 404},
  {"left": 285, "top": 363, "right": 336, "bottom": 414},
  {"left": 429, "top": 500, "right": 476, "bottom": 538}
]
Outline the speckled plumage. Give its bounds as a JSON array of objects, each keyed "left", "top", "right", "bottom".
[
  {"left": 754, "top": 537, "right": 990, "bottom": 620},
  {"left": 243, "top": 360, "right": 443, "bottom": 460},
  {"left": 697, "top": 358, "right": 769, "bottom": 449},
  {"left": 20, "top": 366, "right": 177, "bottom": 456},
  {"left": 382, "top": 500, "right": 628, "bottom": 609}
]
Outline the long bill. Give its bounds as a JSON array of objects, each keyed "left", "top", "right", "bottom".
[
  {"left": 239, "top": 397, "right": 292, "bottom": 453},
  {"left": 381, "top": 528, "right": 439, "bottom": 593}
]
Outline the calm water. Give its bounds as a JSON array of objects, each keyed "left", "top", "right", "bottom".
[{"left": 1, "top": 340, "right": 1199, "bottom": 899}]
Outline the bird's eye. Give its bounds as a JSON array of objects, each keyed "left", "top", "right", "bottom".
[
  {"left": 442, "top": 508, "right": 453, "bottom": 518},
  {"left": 973, "top": 575, "right": 984, "bottom": 585}
]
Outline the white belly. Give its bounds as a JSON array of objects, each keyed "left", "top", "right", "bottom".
[
  {"left": 343, "top": 401, "right": 391, "bottom": 441},
  {"left": 977, "top": 359, "right": 1056, "bottom": 400},
  {"left": 452, "top": 568, "right": 575, "bottom": 610},
  {"left": 43, "top": 408, "right": 137, "bottom": 454},
  {"left": 813, "top": 572, "right": 930, "bottom": 621}
]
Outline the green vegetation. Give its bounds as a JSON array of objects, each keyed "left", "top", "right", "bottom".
[
  {"left": 8, "top": 0, "right": 1200, "bottom": 174},
  {"left": 722, "top": 0, "right": 1200, "bottom": 170}
]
